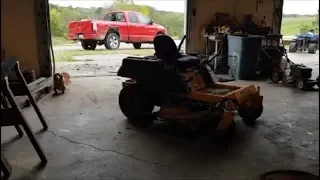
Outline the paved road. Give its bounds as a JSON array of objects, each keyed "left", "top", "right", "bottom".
[{"left": 53, "top": 40, "right": 182, "bottom": 51}]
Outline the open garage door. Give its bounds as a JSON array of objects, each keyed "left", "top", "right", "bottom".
[{"left": 50, "top": 1, "right": 186, "bottom": 77}]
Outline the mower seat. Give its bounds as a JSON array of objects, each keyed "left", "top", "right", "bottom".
[
  {"left": 154, "top": 35, "right": 200, "bottom": 70},
  {"left": 176, "top": 55, "right": 201, "bottom": 69}
]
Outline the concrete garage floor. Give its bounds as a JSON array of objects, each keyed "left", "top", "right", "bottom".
[{"left": 1, "top": 53, "right": 319, "bottom": 180}]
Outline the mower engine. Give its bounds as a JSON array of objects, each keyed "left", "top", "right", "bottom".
[{"left": 290, "top": 64, "right": 312, "bottom": 79}]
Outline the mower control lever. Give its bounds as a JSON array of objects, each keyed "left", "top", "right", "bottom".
[{"left": 178, "top": 35, "right": 187, "bottom": 53}]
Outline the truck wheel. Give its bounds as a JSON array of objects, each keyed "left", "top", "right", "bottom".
[
  {"left": 105, "top": 33, "right": 120, "bottom": 50},
  {"left": 156, "top": 32, "right": 164, "bottom": 36},
  {"left": 119, "top": 85, "right": 154, "bottom": 122},
  {"left": 81, "top": 40, "right": 97, "bottom": 50},
  {"left": 308, "top": 43, "right": 317, "bottom": 54},
  {"left": 289, "top": 42, "right": 297, "bottom": 52},
  {"left": 133, "top": 43, "right": 142, "bottom": 49}
]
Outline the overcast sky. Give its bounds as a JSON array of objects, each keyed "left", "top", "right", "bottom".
[{"left": 50, "top": 0, "right": 319, "bottom": 15}]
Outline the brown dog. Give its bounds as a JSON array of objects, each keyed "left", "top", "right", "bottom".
[{"left": 53, "top": 72, "right": 71, "bottom": 94}]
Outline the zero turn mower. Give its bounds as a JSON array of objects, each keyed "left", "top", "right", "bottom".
[{"left": 117, "top": 35, "right": 263, "bottom": 137}]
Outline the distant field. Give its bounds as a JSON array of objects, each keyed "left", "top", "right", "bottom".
[{"left": 281, "top": 16, "right": 318, "bottom": 36}]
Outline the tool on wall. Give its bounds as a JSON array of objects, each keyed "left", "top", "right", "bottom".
[{"left": 256, "top": 0, "right": 264, "bottom": 12}]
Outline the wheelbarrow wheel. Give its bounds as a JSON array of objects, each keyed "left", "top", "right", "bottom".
[
  {"left": 119, "top": 85, "right": 154, "bottom": 122},
  {"left": 238, "top": 105, "right": 263, "bottom": 125}
]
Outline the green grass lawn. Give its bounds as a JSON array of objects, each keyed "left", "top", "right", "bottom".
[
  {"left": 281, "top": 16, "right": 318, "bottom": 36},
  {"left": 52, "top": 37, "right": 76, "bottom": 46},
  {"left": 54, "top": 49, "right": 155, "bottom": 62}
]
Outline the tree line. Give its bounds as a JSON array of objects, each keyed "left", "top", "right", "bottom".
[
  {"left": 50, "top": 0, "right": 318, "bottom": 39},
  {"left": 49, "top": 1, "right": 185, "bottom": 39}
]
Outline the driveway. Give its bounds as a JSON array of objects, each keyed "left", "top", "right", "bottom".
[
  {"left": 53, "top": 40, "right": 182, "bottom": 51},
  {"left": 55, "top": 51, "right": 319, "bottom": 79},
  {"left": 53, "top": 36, "right": 294, "bottom": 51}
]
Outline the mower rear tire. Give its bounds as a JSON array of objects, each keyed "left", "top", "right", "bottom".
[
  {"left": 289, "top": 42, "right": 297, "bottom": 52},
  {"left": 308, "top": 43, "right": 317, "bottom": 54},
  {"left": 238, "top": 105, "right": 263, "bottom": 125},
  {"left": 119, "top": 85, "right": 154, "bottom": 122}
]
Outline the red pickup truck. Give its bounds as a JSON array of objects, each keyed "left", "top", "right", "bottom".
[{"left": 68, "top": 11, "right": 167, "bottom": 50}]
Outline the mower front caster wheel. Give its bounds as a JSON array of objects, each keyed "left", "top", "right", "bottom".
[
  {"left": 119, "top": 85, "right": 154, "bottom": 122},
  {"left": 238, "top": 105, "right": 263, "bottom": 125}
]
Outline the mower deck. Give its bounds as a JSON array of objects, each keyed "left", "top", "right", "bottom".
[
  {"left": 199, "top": 88, "right": 233, "bottom": 95},
  {"left": 180, "top": 72, "right": 262, "bottom": 106}
]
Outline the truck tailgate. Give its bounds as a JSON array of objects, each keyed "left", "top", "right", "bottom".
[{"left": 68, "top": 20, "right": 94, "bottom": 34}]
